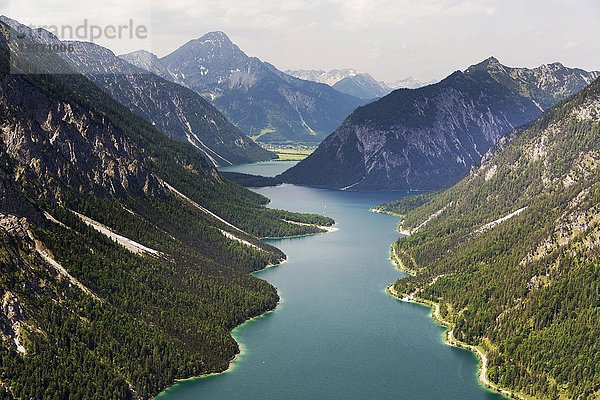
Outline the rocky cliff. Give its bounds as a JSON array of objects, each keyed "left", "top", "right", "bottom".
[{"left": 280, "top": 58, "right": 598, "bottom": 190}]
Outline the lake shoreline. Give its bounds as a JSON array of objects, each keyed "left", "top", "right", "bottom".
[
  {"left": 159, "top": 173, "right": 511, "bottom": 399},
  {"left": 261, "top": 224, "right": 338, "bottom": 240},
  {"left": 156, "top": 258, "right": 288, "bottom": 398},
  {"left": 155, "top": 221, "right": 332, "bottom": 398},
  {"left": 387, "top": 256, "right": 531, "bottom": 400}
]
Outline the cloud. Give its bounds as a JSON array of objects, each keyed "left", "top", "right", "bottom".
[
  {"left": 2, "top": 0, "right": 599, "bottom": 81},
  {"left": 329, "top": 0, "right": 497, "bottom": 30}
]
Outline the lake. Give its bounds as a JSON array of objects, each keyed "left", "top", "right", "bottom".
[{"left": 157, "top": 161, "right": 503, "bottom": 400}]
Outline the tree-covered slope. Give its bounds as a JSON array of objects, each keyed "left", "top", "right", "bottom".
[
  {"left": 385, "top": 77, "right": 600, "bottom": 399},
  {"left": 0, "top": 22, "right": 332, "bottom": 399}
]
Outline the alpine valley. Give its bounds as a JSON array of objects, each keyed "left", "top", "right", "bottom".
[
  {"left": 280, "top": 57, "right": 599, "bottom": 190},
  {"left": 0, "top": 6, "right": 598, "bottom": 400}
]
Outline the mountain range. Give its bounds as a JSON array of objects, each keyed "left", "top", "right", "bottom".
[
  {"left": 122, "top": 32, "right": 366, "bottom": 145},
  {"left": 382, "top": 73, "right": 599, "bottom": 399},
  {"left": 286, "top": 69, "right": 438, "bottom": 99},
  {"left": 387, "top": 77, "right": 439, "bottom": 90},
  {"left": 0, "top": 17, "right": 273, "bottom": 167},
  {"left": 280, "top": 57, "right": 599, "bottom": 190}
]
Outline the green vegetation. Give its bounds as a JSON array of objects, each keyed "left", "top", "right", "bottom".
[
  {"left": 0, "top": 23, "right": 334, "bottom": 399},
  {"left": 385, "top": 79, "right": 600, "bottom": 399},
  {"left": 275, "top": 148, "right": 313, "bottom": 161},
  {"left": 221, "top": 172, "right": 283, "bottom": 188},
  {"left": 250, "top": 127, "right": 276, "bottom": 141},
  {"left": 374, "top": 192, "right": 435, "bottom": 217}
]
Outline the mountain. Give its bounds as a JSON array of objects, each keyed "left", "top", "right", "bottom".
[
  {"left": 286, "top": 68, "right": 440, "bottom": 97},
  {"left": 1, "top": 16, "right": 273, "bottom": 167},
  {"left": 387, "top": 77, "right": 438, "bottom": 89},
  {"left": 280, "top": 57, "right": 599, "bottom": 190},
  {"left": 382, "top": 76, "right": 600, "bottom": 399},
  {"left": 286, "top": 68, "right": 391, "bottom": 99},
  {"left": 285, "top": 68, "right": 361, "bottom": 86},
  {"left": 332, "top": 74, "right": 391, "bottom": 99},
  {"left": 466, "top": 56, "right": 600, "bottom": 109},
  {"left": 122, "top": 32, "right": 366, "bottom": 145},
  {"left": 0, "top": 21, "right": 334, "bottom": 399},
  {"left": 119, "top": 48, "right": 171, "bottom": 78}
]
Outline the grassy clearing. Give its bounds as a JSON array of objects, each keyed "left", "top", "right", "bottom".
[
  {"left": 275, "top": 148, "right": 313, "bottom": 161},
  {"left": 250, "top": 128, "right": 276, "bottom": 141}
]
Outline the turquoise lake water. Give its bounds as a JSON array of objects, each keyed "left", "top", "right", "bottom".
[{"left": 157, "top": 161, "right": 504, "bottom": 400}]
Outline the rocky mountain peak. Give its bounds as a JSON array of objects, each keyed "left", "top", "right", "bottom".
[
  {"left": 190, "top": 30, "right": 240, "bottom": 54},
  {"left": 484, "top": 56, "right": 501, "bottom": 65},
  {"left": 465, "top": 56, "right": 506, "bottom": 74},
  {"left": 122, "top": 49, "right": 159, "bottom": 63},
  {"left": 200, "top": 30, "right": 232, "bottom": 43}
]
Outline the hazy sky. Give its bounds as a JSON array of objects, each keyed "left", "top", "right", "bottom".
[{"left": 4, "top": 0, "right": 600, "bottom": 82}]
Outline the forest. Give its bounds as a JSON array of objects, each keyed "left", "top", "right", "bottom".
[
  {"left": 0, "top": 23, "right": 334, "bottom": 399},
  {"left": 385, "top": 79, "right": 600, "bottom": 399}
]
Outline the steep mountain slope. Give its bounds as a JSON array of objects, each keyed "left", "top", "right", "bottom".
[
  {"left": 0, "top": 22, "right": 333, "bottom": 399},
  {"left": 280, "top": 67, "right": 542, "bottom": 190},
  {"left": 383, "top": 77, "right": 600, "bottom": 399},
  {"left": 123, "top": 32, "right": 366, "bottom": 145},
  {"left": 1, "top": 16, "right": 273, "bottom": 166},
  {"left": 281, "top": 58, "right": 598, "bottom": 190}
]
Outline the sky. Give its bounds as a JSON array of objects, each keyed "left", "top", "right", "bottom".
[{"left": 3, "top": 0, "right": 600, "bottom": 82}]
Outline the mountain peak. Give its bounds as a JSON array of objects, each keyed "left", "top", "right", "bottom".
[
  {"left": 199, "top": 31, "right": 232, "bottom": 43},
  {"left": 465, "top": 56, "right": 506, "bottom": 74},
  {"left": 542, "top": 61, "right": 565, "bottom": 70},
  {"left": 121, "top": 49, "right": 158, "bottom": 59},
  {"left": 484, "top": 56, "right": 500, "bottom": 65}
]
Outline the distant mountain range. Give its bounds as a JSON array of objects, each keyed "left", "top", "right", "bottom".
[
  {"left": 284, "top": 68, "right": 362, "bottom": 86},
  {"left": 280, "top": 57, "right": 599, "bottom": 190},
  {"left": 387, "top": 77, "right": 439, "bottom": 90},
  {"left": 332, "top": 73, "right": 391, "bottom": 100},
  {"left": 122, "top": 32, "right": 366, "bottom": 145},
  {"left": 286, "top": 69, "right": 438, "bottom": 99}
]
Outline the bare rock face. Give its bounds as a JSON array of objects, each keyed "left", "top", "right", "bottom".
[
  {"left": 280, "top": 59, "right": 599, "bottom": 191},
  {"left": 2, "top": 292, "right": 22, "bottom": 321},
  {"left": 0, "top": 290, "right": 26, "bottom": 354},
  {"left": 0, "top": 74, "right": 161, "bottom": 201},
  {"left": 0, "top": 17, "right": 273, "bottom": 166}
]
